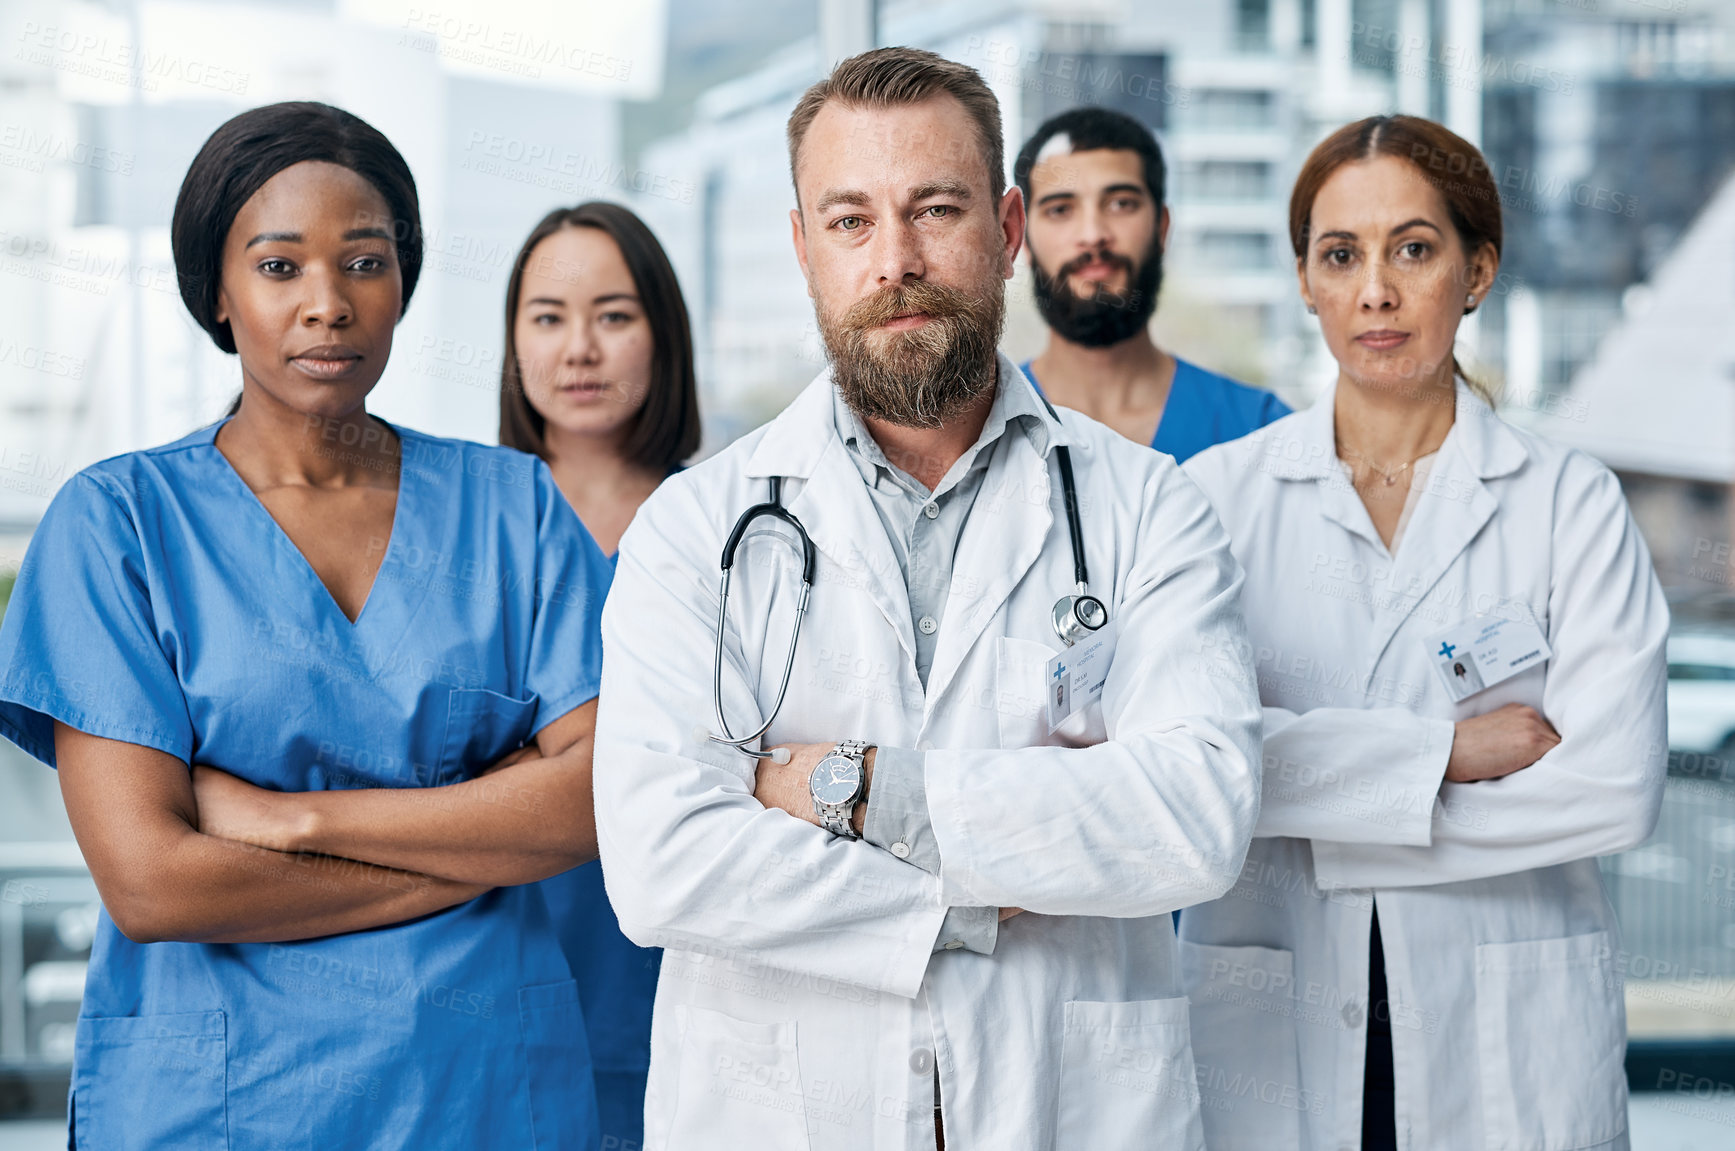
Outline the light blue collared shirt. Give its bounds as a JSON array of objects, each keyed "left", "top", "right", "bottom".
[{"left": 830, "top": 363, "right": 1055, "bottom": 956}]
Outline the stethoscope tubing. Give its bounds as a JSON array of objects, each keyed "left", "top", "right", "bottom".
[
  {"left": 710, "top": 476, "right": 817, "bottom": 758},
  {"left": 707, "top": 433, "right": 1104, "bottom": 759},
  {"left": 710, "top": 564, "right": 811, "bottom": 753}
]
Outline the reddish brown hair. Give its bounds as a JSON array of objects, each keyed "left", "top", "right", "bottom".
[{"left": 1289, "top": 115, "right": 1502, "bottom": 395}]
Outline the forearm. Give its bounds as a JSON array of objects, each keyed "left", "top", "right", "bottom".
[
  {"left": 924, "top": 728, "right": 1259, "bottom": 916},
  {"left": 55, "top": 723, "right": 493, "bottom": 944},
  {"left": 1256, "top": 707, "right": 1452, "bottom": 847},
  {"left": 1312, "top": 731, "right": 1666, "bottom": 890},
  {"left": 111, "top": 824, "right": 487, "bottom": 944},
  {"left": 287, "top": 751, "right": 594, "bottom": 885},
  {"left": 780, "top": 745, "right": 1003, "bottom": 955},
  {"left": 598, "top": 740, "right": 951, "bottom": 999}
]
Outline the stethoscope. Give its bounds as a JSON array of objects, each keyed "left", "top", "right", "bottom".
[{"left": 707, "top": 409, "right": 1104, "bottom": 763}]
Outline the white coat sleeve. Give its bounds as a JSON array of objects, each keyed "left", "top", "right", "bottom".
[
  {"left": 1311, "top": 456, "right": 1670, "bottom": 889},
  {"left": 1180, "top": 438, "right": 1452, "bottom": 848},
  {"left": 593, "top": 480, "right": 948, "bottom": 1001},
  {"left": 921, "top": 466, "right": 1264, "bottom": 916},
  {"left": 1253, "top": 705, "right": 1453, "bottom": 846}
]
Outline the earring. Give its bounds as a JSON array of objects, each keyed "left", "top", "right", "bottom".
[
  {"left": 1463, "top": 294, "right": 1478, "bottom": 315},
  {"left": 1306, "top": 304, "right": 1317, "bottom": 315}
]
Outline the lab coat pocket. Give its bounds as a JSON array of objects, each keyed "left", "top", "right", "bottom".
[
  {"left": 518, "top": 981, "right": 597, "bottom": 1151},
  {"left": 1180, "top": 941, "right": 1305, "bottom": 1151},
  {"left": 73, "top": 1010, "right": 228, "bottom": 1150},
  {"left": 1055, "top": 997, "right": 1204, "bottom": 1150},
  {"left": 442, "top": 687, "right": 540, "bottom": 779},
  {"left": 1474, "top": 930, "right": 1626, "bottom": 1151},
  {"left": 666, "top": 1005, "right": 809, "bottom": 1150}
]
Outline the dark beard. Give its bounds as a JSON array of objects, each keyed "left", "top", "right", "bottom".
[
  {"left": 817, "top": 276, "right": 1005, "bottom": 429},
  {"left": 1031, "top": 235, "right": 1164, "bottom": 348}
]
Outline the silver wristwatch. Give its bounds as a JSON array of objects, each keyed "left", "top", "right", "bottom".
[{"left": 809, "top": 739, "right": 870, "bottom": 838}]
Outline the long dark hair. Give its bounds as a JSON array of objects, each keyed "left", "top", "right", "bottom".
[{"left": 498, "top": 203, "right": 700, "bottom": 472}]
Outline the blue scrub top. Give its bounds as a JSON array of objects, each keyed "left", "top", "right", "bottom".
[
  {"left": 1020, "top": 356, "right": 1290, "bottom": 463},
  {"left": 0, "top": 421, "right": 612, "bottom": 1151},
  {"left": 538, "top": 554, "right": 659, "bottom": 1151}
]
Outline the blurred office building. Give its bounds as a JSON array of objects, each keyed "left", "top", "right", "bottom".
[
  {"left": 0, "top": 0, "right": 648, "bottom": 549},
  {"left": 633, "top": 0, "right": 1735, "bottom": 569}
]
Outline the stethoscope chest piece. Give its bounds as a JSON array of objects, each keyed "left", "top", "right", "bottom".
[{"left": 1053, "top": 591, "right": 1108, "bottom": 647}]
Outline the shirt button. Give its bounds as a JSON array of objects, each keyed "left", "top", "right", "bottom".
[
  {"left": 1342, "top": 1002, "right": 1364, "bottom": 1028},
  {"left": 891, "top": 841, "right": 912, "bottom": 859},
  {"left": 909, "top": 1047, "right": 934, "bottom": 1074},
  {"left": 943, "top": 940, "right": 964, "bottom": 950},
  {"left": 923, "top": 502, "right": 939, "bottom": 519},
  {"left": 918, "top": 616, "right": 938, "bottom": 635}
]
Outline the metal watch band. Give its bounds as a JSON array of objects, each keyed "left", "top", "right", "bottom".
[{"left": 816, "top": 739, "right": 870, "bottom": 838}]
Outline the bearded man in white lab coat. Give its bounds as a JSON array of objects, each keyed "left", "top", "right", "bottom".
[{"left": 593, "top": 46, "right": 1263, "bottom": 1151}]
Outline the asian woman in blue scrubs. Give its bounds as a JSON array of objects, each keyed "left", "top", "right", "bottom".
[
  {"left": 498, "top": 203, "right": 700, "bottom": 1151},
  {"left": 0, "top": 103, "right": 610, "bottom": 1150}
]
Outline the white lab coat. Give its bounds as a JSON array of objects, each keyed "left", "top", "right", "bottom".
[
  {"left": 1178, "top": 381, "right": 1669, "bottom": 1151},
  {"left": 593, "top": 356, "right": 1263, "bottom": 1150}
]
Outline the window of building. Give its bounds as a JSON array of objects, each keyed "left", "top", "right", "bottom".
[
  {"left": 1179, "top": 89, "right": 1276, "bottom": 132},
  {"left": 1180, "top": 160, "right": 1272, "bottom": 202},
  {"left": 1236, "top": 0, "right": 1272, "bottom": 53},
  {"left": 1195, "top": 229, "right": 1276, "bottom": 270}
]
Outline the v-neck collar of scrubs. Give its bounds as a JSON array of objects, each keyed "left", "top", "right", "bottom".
[
  {"left": 1021, "top": 356, "right": 1184, "bottom": 449},
  {"left": 202, "top": 416, "right": 413, "bottom": 630}
]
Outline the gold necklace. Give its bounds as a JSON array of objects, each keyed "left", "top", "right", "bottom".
[{"left": 1341, "top": 446, "right": 1426, "bottom": 488}]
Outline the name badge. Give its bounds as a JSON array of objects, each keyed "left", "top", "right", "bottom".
[
  {"left": 1425, "top": 615, "right": 1551, "bottom": 702},
  {"left": 1045, "top": 622, "right": 1118, "bottom": 731}
]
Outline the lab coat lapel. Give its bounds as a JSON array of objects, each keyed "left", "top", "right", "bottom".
[
  {"left": 745, "top": 373, "right": 918, "bottom": 664},
  {"left": 1363, "top": 382, "right": 1526, "bottom": 672},
  {"left": 923, "top": 425, "right": 1055, "bottom": 711},
  {"left": 1275, "top": 389, "right": 1390, "bottom": 553}
]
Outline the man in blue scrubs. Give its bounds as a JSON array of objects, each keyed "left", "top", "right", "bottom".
[{"left": 1014, "top": 108, "right": 1288, "bottom": 461}]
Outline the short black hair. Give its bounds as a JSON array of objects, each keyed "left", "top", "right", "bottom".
[
  {"left": 171, "top": 101, "right": 422, "bottom": 354},
  {"left": 1014, "top": 107, "right": 1166, "bottom": 211}
]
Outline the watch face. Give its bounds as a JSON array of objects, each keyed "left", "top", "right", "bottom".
[{"left": 809, "top": 754, "right": 861, "bottom": 804}]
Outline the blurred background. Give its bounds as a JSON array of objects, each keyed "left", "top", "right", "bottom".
[{"left": 1, "top": 0, "right": 1733, "bottom": 1143}]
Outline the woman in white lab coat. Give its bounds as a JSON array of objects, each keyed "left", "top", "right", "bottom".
[{"left": 1179, "top": 115, "right": 1668, "bottom": 1151}]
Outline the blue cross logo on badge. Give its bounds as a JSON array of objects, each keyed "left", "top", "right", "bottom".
[
  {"left": 1052, "top": 661, "right": 1067, "bottom": 683},
  {"left": 1438, "top": 642, "right": 1456, "bottom": 659}
]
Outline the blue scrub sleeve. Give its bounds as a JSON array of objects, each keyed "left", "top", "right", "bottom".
[
  {"left": 0, "top": 473, "right": 193, "bottom": 768},
  {"left": 522, "top": 461, "right": 612, "bottom": 735}
]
